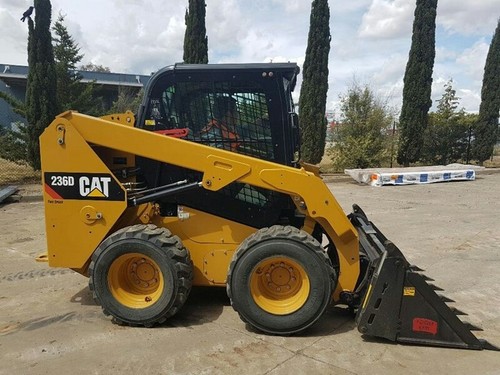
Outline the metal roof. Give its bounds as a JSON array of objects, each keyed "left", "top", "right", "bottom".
[{"left": 0, "top": 63, "right": 151, "bottom": 88}]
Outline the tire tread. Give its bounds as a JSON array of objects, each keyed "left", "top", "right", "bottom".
[{"left": 89, "top": 224, "right": 193, "bottom": 327}]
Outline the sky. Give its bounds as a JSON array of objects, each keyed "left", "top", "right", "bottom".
[{"left": 1, "top": 0, "right": 499, "bottom": 116}]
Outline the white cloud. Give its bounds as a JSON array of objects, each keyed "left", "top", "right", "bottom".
[
  {"left": 457, "top": 88, "right": 481, "bottom": 113},
  {"left": 0, "top": 0, "right": 496, "bottom": 114},
  {"left": 429, "top": 76, "right": 482, "bottom": 112},
  {"left": 456, "top": 40, "right": 489, "bottom": 80},
  {"left": 437, "top": 0, "right": 499, "bottom": 36},
  {"left": 331, "top": 0, "right": 373, "bottom": 14},
  {"left": 270, "top": 0, "right": 310, "bottom": 14},
  {"left": 51, "top": 0, "right": 188, "bottom": 73},
  {"left": 0, "top": 8, "right": 29, "bottom": 65},
  {"left": 431, "top": 76, "right": 450, "bottom": 103},
  {"left": 439, "top": 40, "right": 490, "bottom": 112},
  {"left": 206, "top": 0, "right": 248, "bottom": 56},
  {"left": 358, "top": 0, "right": 413, "bottom": 40},
  {"left": 435, "top": 46, "right": 458, "bottom": 63}
]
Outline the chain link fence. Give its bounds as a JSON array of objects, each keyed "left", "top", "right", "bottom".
[{"left": 0, "top": 158, "right": 40, "bottom": 186}]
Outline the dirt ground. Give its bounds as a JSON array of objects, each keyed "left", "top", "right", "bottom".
[{"left": 1, "top": 174, "right": 499, "bottom": 375}]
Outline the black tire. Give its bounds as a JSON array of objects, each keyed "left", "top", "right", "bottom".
[
  {"left": 227, "top": 225, "right": 337, "bottom": 335},
  {"left": 89, "top": 224, "right": 192, "bottom": 327}
]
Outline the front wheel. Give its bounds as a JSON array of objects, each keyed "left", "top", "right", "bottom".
[
  {"left": 89, "top": 224, "right": 192, "bottom": 327},
  {"left": 227, "top": 225, "right": 337, "bottom": 335}
]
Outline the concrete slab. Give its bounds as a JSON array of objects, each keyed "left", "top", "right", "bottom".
[
  {"left": 0, "top": 175, "right": 499, "bottom": 374},
  {"left": 0, "top": 185, "right": 18, "bottom": 203}
]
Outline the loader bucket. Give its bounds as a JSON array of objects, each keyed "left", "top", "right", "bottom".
[{"left": 350, "top": 205, "right": 498, "bottom": 351}]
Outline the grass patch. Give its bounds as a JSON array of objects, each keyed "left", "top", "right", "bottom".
[{"left": 484, "top": 155, "right": 500, "bottom": 168}]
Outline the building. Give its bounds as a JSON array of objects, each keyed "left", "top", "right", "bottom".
[{"left": 0, "top": 63, "right": 151, "bottom": 130}]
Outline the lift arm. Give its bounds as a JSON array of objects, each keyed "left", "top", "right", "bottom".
[{"left": 41, "top": 111, "right": 360, "bottom": 297}]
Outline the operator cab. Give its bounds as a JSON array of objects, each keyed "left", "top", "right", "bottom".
[
  {"left": 137, "top": 63, "right": 300, "bottom": 165},
  {"left": 135, "top": 63, "right": 302, "bottom": 228}
]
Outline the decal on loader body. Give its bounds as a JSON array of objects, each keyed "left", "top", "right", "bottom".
[
  {"left": 44, "top": 173, "right": 125, "bottom": 201},
  {"left": 412, "top": 318, "right": 438, "bottom": 335},
  {"left": 403, "top": 287, "right": 416, "bottom": 297}
]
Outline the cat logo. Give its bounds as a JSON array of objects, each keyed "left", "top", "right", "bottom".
[
  {"left": 79, "top": 176, "right": 111, "bottom": 198},
  {"left": 44, "top": 172, "right": 124, "bottom": 201}
]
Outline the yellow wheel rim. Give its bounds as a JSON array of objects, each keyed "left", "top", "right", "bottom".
[
  {"left": 108, "top": 253, "right": 164, "bottom": 309},
  {"left": 250, "top": 256, "right": 310, "bottom": 315}
]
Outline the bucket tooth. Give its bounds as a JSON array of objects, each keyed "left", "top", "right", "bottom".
[
  {"left": 427, "top": 283, "right": 444, "bottom": 291},
  {"left": 450, "top": 307, "right": 468, "bottom": 316},
  {"left": 438, "top": 294, "right": 455, "bottom": 303},
  {"left": 409, "top": 265, "right": 424, "bottom": 272},
  {"left": 462, "top": 321, "right": 483, "bottom": 331},
  {"left": 420, "top": 274, "right": 434, "bottom": 282}
]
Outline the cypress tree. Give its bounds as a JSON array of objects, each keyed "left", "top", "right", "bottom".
[
  {"left": 25, "top": 0, "right": 58, "bottom": 170},
  {"left": 183, "top": 0, "right": 208, "bottom": 64},
  {"left": 472, "top": 19, "right": 500, "bottom": 163},
  {"left": 298, "top": 0, "right": 331, "bottom": 164},
  {"left": 397, "top": 0, "right": 438, "bottom": 166}
]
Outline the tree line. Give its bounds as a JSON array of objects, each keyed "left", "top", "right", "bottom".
[
  {"left": 1, "top": 0, "right": 330, "bottom": 170},
  {"left": 1, "top": 0, "right": 498, "bottom": 171},
  {"left": 331, "top": 1, "right": 499, "bottom": 170}
]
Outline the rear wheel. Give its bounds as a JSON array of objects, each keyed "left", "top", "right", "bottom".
[
  {"left": 227, "top": 225, "right": 336, "bottom": 335},
  {"left": 89, "top": 224, "right": 192, "bottom": 327}
]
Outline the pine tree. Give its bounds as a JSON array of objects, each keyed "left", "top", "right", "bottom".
[
  {"left": 52, "top": 14, "right": 102, "bottom": 115},
  {"left": 397, "top": 0, "right": 438, "bottom": 166},
  {"left": 472, "top": 19, "right": 500, "bottom": 163},
  {"left": 53, "top": 14, "right": 82, "bottom": 110},
  {"left": 183, "top": 0, "right": 208, "bottom": 64},
  {"left": 298, "top": 0, "right": 331, "bottom": 164},
  {"left": 25, "top": 0, "right": 59, "bottom": 170}
]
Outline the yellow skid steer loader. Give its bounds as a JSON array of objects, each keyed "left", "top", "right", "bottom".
[{"left": 38, "top": 63, "right": 497, "bottom": 350}]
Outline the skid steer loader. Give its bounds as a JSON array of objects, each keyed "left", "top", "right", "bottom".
[{"left": 38, "top": 63, "right": 497, "bottom": 350}]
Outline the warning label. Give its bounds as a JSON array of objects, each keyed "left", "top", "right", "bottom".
[
  {"left": 404, "top": 287, "right": 416, "bottom": 297},
  {"left": 412, "top": 318, "right": 438, "bottom": 335}
]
